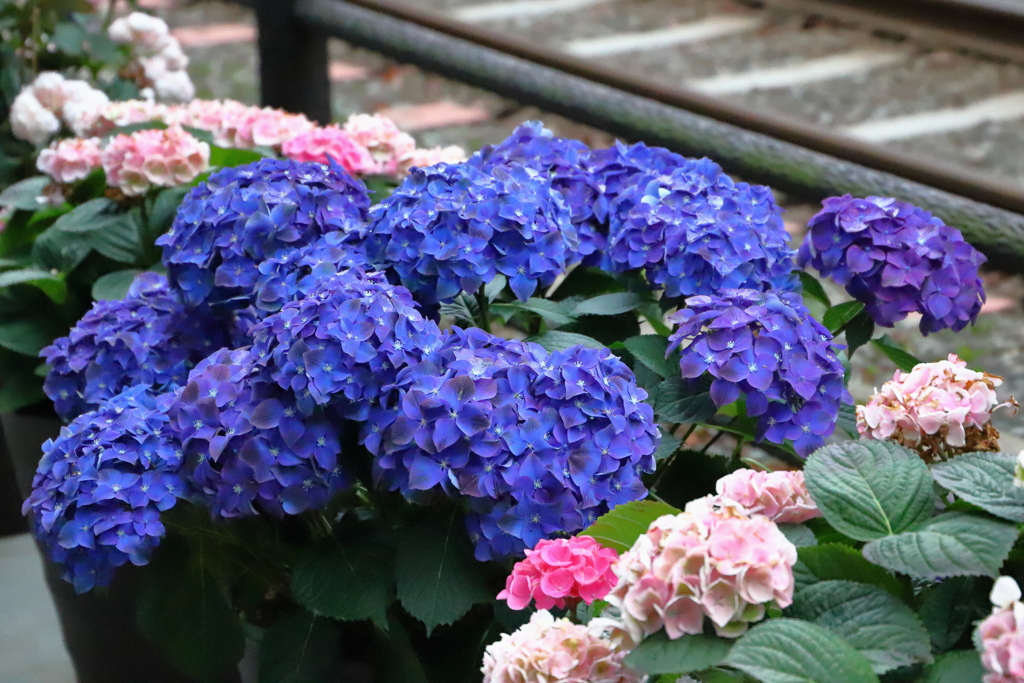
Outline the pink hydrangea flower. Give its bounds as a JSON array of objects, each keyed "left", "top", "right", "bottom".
[
  {"left": 101, "top": 125, "right": 209, "bottom": 196},
  {"left": 85, "top": 99, "right": 169, "bottom": 137},
  {"left": 497, "top": 536, "right": 619, "bottom": 611},
  {"left": 605, "top": 502, "right": 796, "bottom": 642},
  {"left": 281, "top": 125, "right": 376, "bottom": 175},
  {"left": 37, "top": 138, "right": 103, "bottom": 184},
  {"left": 343, "top": 113, "right": 416, "bottom": 174},
  {"left": 233, "top": 106, "right": 317, "bottom": 149},
  {"left": 857, "top": 354, "right": 1016, "bottom": 461},
  {"left": 712, "top": 469, "right": 820, "bottom": 524},
  {"left": 979, "top": 577, "right": 1024, "bottom": 683},
  {"left": 398, "top": 145, "right": 468, "bottom": 173},
  {"left": 482, "top": 610, "right": 642, "bottom": 683}
]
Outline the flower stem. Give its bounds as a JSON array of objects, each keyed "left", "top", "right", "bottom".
[{"left": 475, "top": 286, "right": 491, "bottom": 332}]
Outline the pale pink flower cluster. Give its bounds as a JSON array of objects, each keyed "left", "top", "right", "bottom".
[
  {"left": 857, "top": 354, "right": 1014, "bottom": 460},
  {"left": 108, "top": 12, "right": 194, "bottom": 102},
  {"left": 979, "top": 577, "right": 1024, "bottom": 683},
  {"left": 280, "top": 125, "right": 376, "bottom": 175},
  {"left": 497, "top": 537, "right": 619, "bottom": 611},
  {"left": 711, "top": 469, "right": 821, "bottom": 524},
  {"left": 100, "top": 125, "right": 209, "bottom": 196},
  {"left": 37, "top": 137, "right": 103, "bottom": 184},
  {"left": 10, "top": 73, "right": 110, "bottom": 145},
  {"left": 398, "top": 144, "right": 469, "bottom": 173},
  {"left": 481, "top": 610, "right": 642, "bottom": 683},
  {"left": 342, "top": 113, "right": 415, "bottom": 174},
  {"left": 606, "top": 502, "right": 796, "bottom": 642}
]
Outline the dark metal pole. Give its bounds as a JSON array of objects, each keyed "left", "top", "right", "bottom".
[
  {"left": 294, "top": 0, "right": 1024, "bottom": 272},
  {"left": 253, "top": 0, "right": 332, "bottom": 124}
]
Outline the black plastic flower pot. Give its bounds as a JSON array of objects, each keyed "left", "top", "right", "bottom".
[{"left": 1, "top": 408, "right": 233, "bottom": 683}]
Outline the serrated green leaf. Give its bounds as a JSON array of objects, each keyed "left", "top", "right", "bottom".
[
  {"left": 797, "top": 544, "right": 906, "bottom": 599},
  {"left": 778, "top": 523, "right": 817, "bottom": 548},
  {"left": 491, "top": 298, "right": 575, "bottom": 326},
  {"left": 396, "top": 509, "right": 489, "bottom": 634},
  {"left": 786, "top": 581, "right": 932, "bottom": 674},
  {"left": 145, "top": 186, "right": 189, "bottom": 243},
  {"left": 921, "top": 650, "right": 984, "bottom": 683},
  {"left": 0, "top": 177, "right": 48, "bottom": 210},
  {"left": 92, "top": 269, "right": 143, "bottom": 301},
  {"left": 484, "top": 274, "right": 506, "bottom": 302},
  {"left": 52, "top": 198, "right": 118, "bottom": 233},
  {"left": 31, "top": 226, "right": 92, "bottom": 273},
  {"left": 823, "top": 301, "right": 865, "bottom": 333},
  {"left": 0, "top": 268, "right": 66, "bottom": 303},
  {"left": 624, "top": 631, "right": 732, "bottom": 675},
  {"left": 88, "top": 213, "right": 143, "bottom": 263},
  {"left": 0, "top": 318, "right": 56, "bottom": 356},
  {"left": 804, "top": 440, "right": 933, "bottom": 541},
  {"left": 209, "top": 145, "right": 264, "bottom": 168},
  {"left": 653, "top": 376, "right": 717, "bottom": 424},
  {"left": 528, "top": 330, "right": 603, "bottom": 351},
  {"left": 572, "top": 292, "right": 647, "bottom": 316},
  {"left": 259, "top": 610, "right": 339, "bottom": 683},
  {"left": 580, "top": 499, "right": 681, "bottom": 553},
  {"left": 291, "top": 541, "right": 394, "bottom": 629},
  {"left": 798, "top": 271, "right": 831, "bottom": 308},
  {"left": 653, "top": 427, "right": 681, "bottom": 461},
  {"left": 918, "top": 577, "right": 988, "bottom": 653},
  {"left": 837, "top": 403, "right": 858, "bottom": 439},
  {"left": 624, "top": 335, "right": 674, "bottom": 378},
  {"left": 845, "top": 310, "right": 875, "bottom": 357},
  {"left": 725, "top": 618, "right": 879, "bottom": 683},
  {"left": 872, "top": 336, "right": 922, "bottom": 373},
  {"left": 862, "top": 511, "right": 1017, "bottom": 579},
  {"left": 931, "top": 452, "right": 1024, "bottom": 522}
]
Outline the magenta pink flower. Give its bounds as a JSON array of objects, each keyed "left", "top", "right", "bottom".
[
  {"left": 281, "top": 125, "right": 376, "bottom": 175},
  {"left": 979, "top": 577, "right": 1024, "bottom": 683},
  {"left": 101, "top": 125, "right": 209, "bottom": 196},
  {"left": 857, "top": 353, "right": 1016, "bottom": 461},
  {"left": 37, "top": 137, "right": 103, "bottom": 185},
  {"left": 712, "top": 469, "right": 820, "bottom": 524},
  {"left": 343, "top": 113, "right": 416, "bottom": 174},
  {"left": 605, "top": 501, "right": 796, "bottom": 642},
  {"left": 497, "top": 536, "right": 619, "bottom": 611},
  {"left": 482, "top": 610, "right": 642, "bottom": 683}
]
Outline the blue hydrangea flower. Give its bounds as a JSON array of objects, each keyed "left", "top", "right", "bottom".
[
  {"left": 797, "top": 195, "right": 986, "bottom": 334},
  {"left": 364, "top": 161, "right": 579, "bottom": 304},
  {"left": 666, "top": 289, "right": 849, "bottom": 456},
  {"left": 471, "top": 121, "right": 603, "bottom": 263},
  {"left": 157, "top": 158, "right": 370, "bottom": 309},
  {"left": 167, "top": 348, "right": 351, "bottom": 519},
  {"left": 23, "top": 385, "right": 184, "bottom": 593},
  {"left": 249, "top": 269, "right": 444, "bottom": 420},
  {"left": 363, "top": 327, "right": 659, "bottom": 560},
  {"left": 605, "top": 158, "right": 797, "bottom": 299},
  {"left": 40, "top": 273, "right": 232, "bottom": 422}
]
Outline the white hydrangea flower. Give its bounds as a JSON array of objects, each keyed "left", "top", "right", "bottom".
[{"left": 9, "top": 90, "right": 61, "bottom": 146}]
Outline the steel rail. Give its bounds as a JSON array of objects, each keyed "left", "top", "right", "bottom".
[{"left": 287, "top": 0, "right": 1024, "bottom": 271}]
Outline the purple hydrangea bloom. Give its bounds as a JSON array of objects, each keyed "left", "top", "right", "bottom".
[
  {"left": 471, "top": 121, "right": 603, "bottom": 263},
  {"left": 40, "top": 273, "right": 232, "bottom": 422},
  {"left": 797, "top": 195, "right": 987, "bottom": 334},
  {"left": 364, "top": 161, "right": 579, "bottom": 304},
  {"left": 23, "top": 385, "right": 184, "bottom": 593},
  {"left": 363, "top": 327, "right": 659, "bottom": 560},
  {"left": 605, "top": 157, "right": 797, "bottom": 299},
  {"left": 249, "top": 269, "right": 444, "bottom": 420},
  {"left": 667, "top": 289, "right": 849, "bottom": 456},
  {"left": 167, "top": 347, "right": 351, "bottom": 519},
  {"left": 157, "top": 158, "right": 370, "bottom": 309}
]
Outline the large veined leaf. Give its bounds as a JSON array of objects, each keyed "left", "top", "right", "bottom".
[
  {"left": 491, "top": 298, "right": 575, "bottom": 326},
  {"left": 724, "top": 618, "right": 879, "bottom": 683},
  {"left": 52, "top": 197, "right": 118, "bottom": 233},
  {"left": 291, "top": 540, "right": 395, "bottom": 629},
  {"left": 259, "top": 610, "right": 339, "bottom": 683},
  {"left": 580, "top": 500, "right": 681, "bottom": 553},
  {"left": 653, "top": 376, "right": 717, "bottom": 424},
  {"left": 92, "top": 269, "right": 143, "bottom": 301},
  {"left": 786, "top": 581, "right": 932, "bottom": 673},
  {"left": 931, "top": 452, "right": 1024, "bottom": 522},
  {"left": 918, "top": 577, "right": 988, "bottom": 653},
  {"left": 528, "top": 330, "right": 604, "bottom": 351},
  {"left": 624, "top": 335, "right": 675, "bottom": 378},
  {"left": 0, "top": 177, "right": 49, "bottom": 210},
  {"left": 822, "top": 301, "right": 865, "bottom": 333},
  {"left": 921, "top": 650, "right": 985, "bottom": 683},
  {"left": 623, "top": 631, "right": 732, "bottom": 674},
  {"left": 777, "top": 523, "right": 817, "bottom": 548},
  {"left": 804, "top": 440, "right": 933, "bottom": 541},
  {"left": 572, "top": 292, "right": 648, "bottom": 316},
  {"left": 0, "top": 268, "right": 66, "bottom": 304},
  {"left": 797, "top": 544, "right": 906, "bottom": 599},
  {"left": 862, "top": 511, "right": 1017, "bottom": 579},
  {"left": 798, "top": 271, "right": 831, "bottom": 308},
  {"left": 872, "top": 336, "right": 922, "bottom": 373}
]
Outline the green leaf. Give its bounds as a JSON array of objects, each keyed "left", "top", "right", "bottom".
[
  {"left": 395, "top": 508, "right": 489, "bottom": 634},
  {"left": 209, "top": 145, "right": 265, "bottom": 168},
  {"left": 624, "top": 631, "right": 732, "bottom": 675},
  {"left": 725, "top": 618, "right": 879, "bottom": 683},
  {"left": 147, "top": 186, "right": 188, "bottom": 237},
  {"left": 52, "top": 21, "right": 87, "bottom": 55},
  {"left": 778, "top": 523, "right": 817, "bottom": 548},
  {"left": 52, "top": 198, "right": 118, "bottom": 233},
  {"left": 528, "top": 330, "right": 604, "bottom": 351},
  {"left": 786, "top": 581, "right": 932, "bottom": 673},
  {"left": 931, "top": 452, "right": 1024, "bottom": 522},
  {"left": 624, "top": 335, "right": 674, "bottom": 378},
  {"left": 797, "top": 544, "right": 906, "bottom": 599},
  {"left": 804, "top": 440, "right": 933, "bottom": 541},
  {"left": 92, "top": 269, "right": 143, "bottom": 301},
  {"left": 799, "top": 271, "right": 831, "bottom": 308},
  {"left": 105, "top": 121, "right": 168, "bottom": 138},
  {"left": 918, "top": 577, "right": 988, "bottom": 653},
  {"left": 259, "top": 610, "right": 339, "bottom": 683},
  {"left": 837, "top": 403, "right": 858, "bottom": 439},
  {"left": 653, "top": 376, "right": 717, "bottom": 424},
  {"left": 484, "top": 274, "right": 506, "bottom": 302},
  {"left": 845, "top": 310, "right": 875, "bottom": 357},
  {"left": 88, "top": 213, "right": 143, "bottom": 263},
  {"left": 580, "top": 499, "right": 681, "bottom": 553},
  {"left": 0, "top": 177, "right": 48, "bottom": 210},
  {"left": 291, "top": 540, "right": 394, "bottom": 629},
  {"left": 370, "top": 614, "right": 429, "bottom": 683},
  {"left": 572, "top": 292, "right": 648, "bottom": 316},
  {"left": 653, "top": 427, "right": 681, "bottom": 461},
  {"left": 0, "top": 365, "right": 45, "bottom": 412},
  {"left": 862, "top": 511, "right": 1017, "bottom": 579},
  {"left": 491, "top": 298, "right": 575, "bottom": 326},
  {"left": 0, "top": 319, "right": 56, "bottom": 356},
  {"left": 0, "top": 268, "right": 67, "bottom": 303},
  {"left": 822, "top": 301, "right": 865, "bottom": 333},
  {"left": 31, "top": 227, "right": 92, "bottom": 273},
  {"left": 872, "top": 336, "right": 922, "bottom": 373},
  {"left": 921, "top": 650, "right": 984, "bottom": 683}
]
